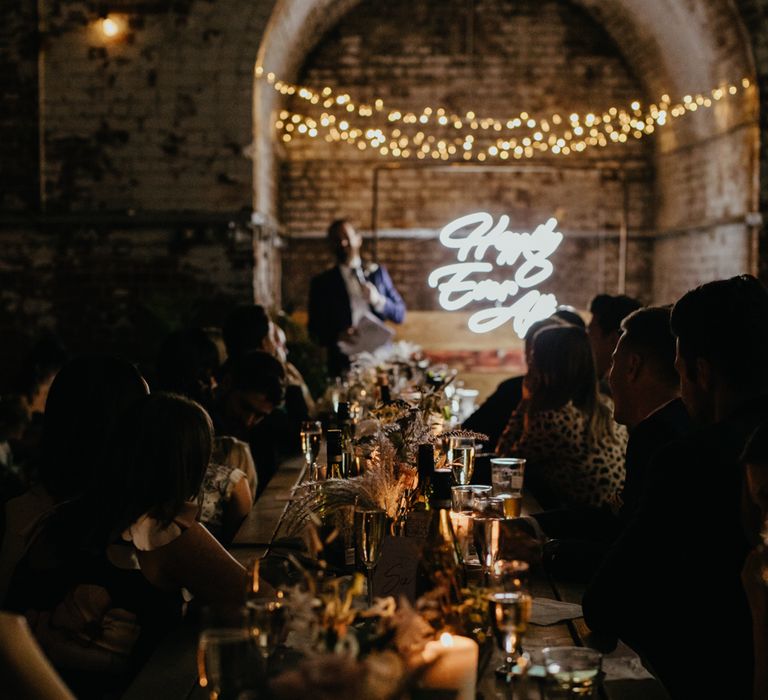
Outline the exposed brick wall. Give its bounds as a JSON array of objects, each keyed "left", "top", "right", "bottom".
[
  {"left": 279, "top": 0, "right": 658, "bottom": 311},
  {"left": 0, "top": 221, "right": 256, "bottom": 387},
  {"left": 0, "top": 0, "right": 40, "bottom": 210},
  {"left": 1, "top": 0, "right": 767, "bottom": 381}
]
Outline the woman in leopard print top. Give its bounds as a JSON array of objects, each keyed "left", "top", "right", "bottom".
[{"left": 497, "top": 325, "right": 628, "bottom": 510}]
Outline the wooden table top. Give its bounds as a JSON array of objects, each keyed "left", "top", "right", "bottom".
[{"left": 123, "top": 456, "right": 670, "bottom": 700}]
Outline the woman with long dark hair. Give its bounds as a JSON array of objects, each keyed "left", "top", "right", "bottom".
[{"left": 7, "top": 392, "right": 247, "bottom": 698}]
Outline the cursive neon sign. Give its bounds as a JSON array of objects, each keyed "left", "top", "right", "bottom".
[{"left": 428, "top": 212, "right": 563, "bottom": 337}]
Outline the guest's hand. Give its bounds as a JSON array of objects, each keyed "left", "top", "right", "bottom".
[
  {"left": 338, "top": 326, "right": 358, "bottom": 342},
  {"left": 362, "top": 282, "right": 385, "bottom": 310},
  {"left": 284, "top": 361, "right": 304, "bottom": 387}
]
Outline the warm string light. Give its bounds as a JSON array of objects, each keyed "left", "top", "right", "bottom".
[{"left": 260, "top": 66, "right": 752, "bottom": 161}]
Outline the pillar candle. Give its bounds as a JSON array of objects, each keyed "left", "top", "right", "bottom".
[{"left": 421, "top": 633, "right": 479, "bottom": 700}]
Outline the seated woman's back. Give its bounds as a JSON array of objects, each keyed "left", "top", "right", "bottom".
[
  {"left": 497, "top": 325, "right": 627, "bottom": 510},
  {"left": 6, "top": 392, "right": 246, "bottom": 697}
]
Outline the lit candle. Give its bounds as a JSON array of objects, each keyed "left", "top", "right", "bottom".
[{"left": 421, "top": 633, "right": 479, "bottom": 700}]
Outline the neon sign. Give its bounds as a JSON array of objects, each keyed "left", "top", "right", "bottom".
[{"left": 428, "top": 213, "right": 563, "bottom": 337}]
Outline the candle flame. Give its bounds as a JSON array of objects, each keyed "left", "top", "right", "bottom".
[{"left": 440, "top": 632, "right": 454, "bottom": 647}]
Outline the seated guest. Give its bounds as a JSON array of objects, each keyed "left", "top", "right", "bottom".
[
  {"left": 199, "top": 457, "right": 252, "bottom": 544},
  {"left": 271, "top": 321, "right": 317, "bottom": 419},
  {"left": 212, "top": 435, "right": 258, "bottom": 503},
  {"left": 6, "top": 393, "right": 248, "bottom": 698},
  {"left": 586, "top": 293, "right": 641, "bottom": 391},
  {"left": 156, "top": 329, "right": 254, "bottom": 540},
  {"left": 740, "top": 424, "right": 768, "bottom": 700},
  {"left": 155, "top": 327, "right": 221, "bottom": 410},
  {"left": 0, "top": 356, "right": 148, "bottom": 605},
  {"left": 211, "top": 350, "right": 286, "bottom": 495},
  {"left": 223, "top": 305, "right": 312, "bottom": 450},
  {"left": 16, "top": 334, "right": 68, "bottom": 422},
  {"left": 497, "top": 325, "right": 628, "bottom": 510},
  {"left": 8, "top": 335, "right": 68, "bottom": 481},
  {"left": 583, "top": 275, "right": 768, "bottom": 699},
  {"left": 0, "top": 395, "right": 29, "bottom": 502},
  {"left": 463, "top": 316, "right": 566, "bottom": 449},
  {"left": 606, "top": 306, "right": 691, "bottom": 523},
  {"left": 532, "top": 307, "right": 690, "bottom": 580}
]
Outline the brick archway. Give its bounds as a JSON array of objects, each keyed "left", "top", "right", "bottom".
[{"left": 255, "top": 0, "right": 759, "bottom": 306}]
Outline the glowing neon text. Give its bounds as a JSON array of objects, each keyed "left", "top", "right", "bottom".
[{"left": 428, "top": 212, "right": 563, "bottom": 336}]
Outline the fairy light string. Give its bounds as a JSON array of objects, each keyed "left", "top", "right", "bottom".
[{"left": 255, "top": 66, "right": 752, "bottom": 161}]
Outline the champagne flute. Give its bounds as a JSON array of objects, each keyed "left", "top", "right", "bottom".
[
  {"left": 450, "top": 445, "right": 475, "bottom": 485},
  {"left": 300, "top": 420, "right": 323, "bottom": 477},
  {"left": 488, "top": 590, "right": 533, "bottom": 682},
  {"left": 354, "top": 507, "right": 387, "bottom": 607}
]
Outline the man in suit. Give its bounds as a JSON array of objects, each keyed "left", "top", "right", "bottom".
[
  {"left": 308, "top": 220, "right": 406, "bottom": 377},
  {"left": 583, "top": 275, "right": 768, "bottom": 699}
]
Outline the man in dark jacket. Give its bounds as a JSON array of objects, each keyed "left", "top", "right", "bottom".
[
  {"left": 308, "top": 220, "right": 405, "bottom": 377},
  {"left": 583, "top": 275, "right": 768, "bottom": 699}
]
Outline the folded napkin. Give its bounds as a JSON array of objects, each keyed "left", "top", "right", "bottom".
[
  {"left": 530, "top": 597, "right": 583, "bottom": 626},
  {"left": 601, "top": 643, "right": 655, "bottom": 681}
]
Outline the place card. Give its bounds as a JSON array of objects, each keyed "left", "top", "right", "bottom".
[{"left": 372, "top": 535, "right": 424, "bottom": 602}]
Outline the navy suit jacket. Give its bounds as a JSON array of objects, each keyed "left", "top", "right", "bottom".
[{"left": 308, "top": 263, "right": 405, "bottom": 376}]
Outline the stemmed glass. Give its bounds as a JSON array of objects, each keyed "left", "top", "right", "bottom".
[
  {"left": 197, "top": 607, "right": 254, "bottom": 700},
  {"left": 300, "top": 420, "right": 323, "bottom": 479},
  {"left": 488, "top": 590, "right": 533, "bottom": 684},
  {"left": 354, "top": 507, "right": 387, "bottom": 607}
]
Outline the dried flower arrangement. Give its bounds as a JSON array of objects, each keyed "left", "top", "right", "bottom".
[{"left": 262, "top": 528, "right": 436, "bottom": 700}]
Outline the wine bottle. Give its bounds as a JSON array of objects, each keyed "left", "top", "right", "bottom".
[
  {"left": 413, "top": 443, "right": 435, "bottom": 510},
  {"left": 336, "top": 402, "right": 354, "bottom": 477},
  {"left": 415, "top": 488, "right": 465, "bottom": 600},
  {"left": 377, "top": 372, "right": 392, "bottom": 405},
  {"left": 326, "top": 429, "right": 344, "bottom": 479}
]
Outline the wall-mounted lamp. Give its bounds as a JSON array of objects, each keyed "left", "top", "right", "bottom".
[{"left": 95, "top": 14, "right": 126, "bottom": 41}]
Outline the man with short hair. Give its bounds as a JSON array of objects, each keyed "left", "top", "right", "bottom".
[
  {"left": 212, "top": 350, "right": 286, "bottom": 493},
  {"left": 308, "top": 219, "right": 406, "bottom": 377},
  {"left": 608, "top": 306, "right": 690, "bottom": 522},
  {"left": 532, "top": 306, "right": 689, "bottom": 577},
  {"left": 587, "top": 293, "right": 642, "bottom": 383},
  {"left": 583, "top": 275, "right": 768, "bottom": 699},
  {"left": 222, "top": 305, "right": 272, "bottom": 363}
]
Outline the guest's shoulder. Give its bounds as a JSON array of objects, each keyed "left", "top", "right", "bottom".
[{"left": 122, "top": 502, "right": 199, "bottom": 552}]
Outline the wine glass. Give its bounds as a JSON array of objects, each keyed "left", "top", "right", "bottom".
[
  {"left": 247, "top": 599, "right": 287, "bottom": 661},
  {"left": 197, "top": 607, "right": 254, "bottom": 699},
  {"left": 488, "top": 590, "right": 533, "bottom": 683},
  {"left": 490, "top": 559, "right": 530, "bottom": 592},
  {"left": 300, "top": 420, "right": 323, "bottom": 478},
  {"left": 354, "top": 507, "right": 387, "bottom": 607}
]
